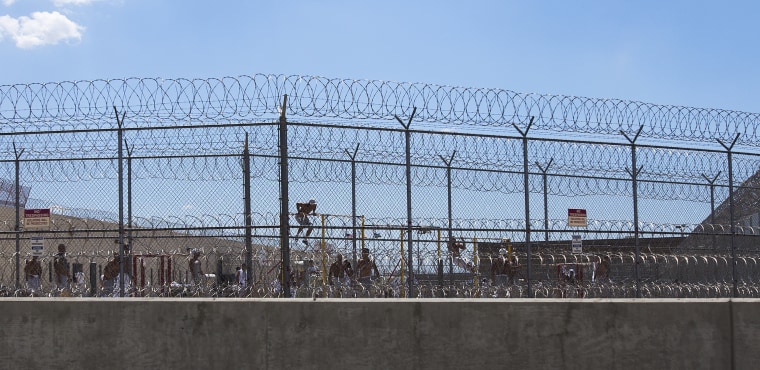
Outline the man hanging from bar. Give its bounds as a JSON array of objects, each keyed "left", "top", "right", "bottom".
[
  {"left": 295, "top": 199, "right": 318, "bottom": 246},
  {"left": 447, "top": 236, "right": 476, "bottom": 274}
]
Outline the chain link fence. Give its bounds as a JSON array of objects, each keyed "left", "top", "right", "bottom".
[{"left": 1, "top": 75, "right": 759, "bottom": 298}]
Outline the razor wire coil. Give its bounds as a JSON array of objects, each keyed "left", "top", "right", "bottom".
[{"left": 2, "top": 75, "right": 759, "bottom": 147}]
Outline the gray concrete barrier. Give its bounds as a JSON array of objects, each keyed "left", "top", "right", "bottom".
[{"left": 0, "top": 298, "right": 757, "bottom": 369}]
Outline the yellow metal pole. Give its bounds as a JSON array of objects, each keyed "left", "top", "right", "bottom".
[
  {"left": 361, "top": 215, "right": 365, "bottom": 251},
  {"left": 473, "top": 237, "right": 479, "bottom": 270},
  {"left": 400, "top": 229, "right": 405, "bottom": 298}
]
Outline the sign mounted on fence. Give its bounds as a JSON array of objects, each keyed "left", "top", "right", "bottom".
[
  {"left": 571, "top": 235, "right": 582, "bottom": 254},
  {"left": 30, "top": 236, "right": 44, "bottom": 256},
  {"left": 568, "top": 208, "right": 587, "bottom": 227},
  {"left": 24, "top": 208, "right": 50, "bottom": 229}
]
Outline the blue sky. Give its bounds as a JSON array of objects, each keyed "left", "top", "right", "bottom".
[
  {"left": 1, "top": 0, "right": 751, "bottom": 250},
  {"left": 1, "top": 0, "right": 758, "bottom": 113}
]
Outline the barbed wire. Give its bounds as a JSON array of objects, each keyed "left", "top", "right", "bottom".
[
  {"left": 0, "top": 75, "right": 757, "bottom": 227},
  {"left": 0, "top": 82, "right": 755, "bottom": 201},
  {"left": 0, "top": 121, "right": 749, "bottom": 202},
  {"left": 2, "top": 248, "right": 758, "bottom": 298},
  {"left": 1, "top": 75, "right": 758, "bottom": 146},
  {"left": 0, "top": 120, "right": 745, "bottom": 184},
  {"left": 7, "top": 203, "right": 752, "bottom": 240},
  {"left": 5, "top": 74, "right": 760, "bottom": 300}
]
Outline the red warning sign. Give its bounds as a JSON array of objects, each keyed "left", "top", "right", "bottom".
[
  {"left": 24, "top": 208, "right": 51, "bottom": 229},
  {"left": 568, "top": 209, "right": 587, "bottom": 227}
]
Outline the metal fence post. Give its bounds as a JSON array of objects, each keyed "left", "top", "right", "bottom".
[
  {"left": 13, "top": 143, "right": 23, "bottom": 291},
  {"left": 536, "top": 158, "right": 554, "bottom": 245},
  {"left": 278, "top": 95, "right": 291, "bottom": 298},
  {"left": 438, "top": 151, "right": 456, "bottom": 289},
  {"left": 89, "top": 261, "right": 97, "bottom": 297},
  {"left": 345, "top": 144, "right": 360, "bottom": 272},
  {"left": 512, "top": 117, "right": 533, "bottom": 297},
  {"left": 125, "top": 140, "right": 134, "bottom": 290},
  {"left": 114, "top": 107, "right": 127, "bottom": 297},
  {"left": 622, "top": 126, "right": 644, "bottom": 298},
  {"left": 718, "top": 134, "right": 740, "bottom": 298},
  {"left": 395, "top": 107, "right": 417, "bottom": 297},
  {"left": 243, "top": 133, "right": 253, "bottom": 288}
]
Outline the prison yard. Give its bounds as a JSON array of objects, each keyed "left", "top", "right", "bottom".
[
  {"left": 2, "top": 74, "right": 760, "bottom": 368},
  {"left": 3, "top": 203, "right": 757, "bottom": 299}
]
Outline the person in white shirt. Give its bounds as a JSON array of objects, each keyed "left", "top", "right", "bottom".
[{"left": 235, "top": 263, "right": 249, "bottom": 297}]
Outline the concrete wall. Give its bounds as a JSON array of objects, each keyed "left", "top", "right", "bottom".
[{"left": 0, "top": 298, "right": 757, "bottom": 370}]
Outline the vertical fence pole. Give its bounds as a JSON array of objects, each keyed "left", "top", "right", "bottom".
[
  {"left": 400, "top": 229, "right": 405, "bottom": 298},
  {"left": 13, "top": 143, "right": 23, "bottom": 291},
  {"left": 472, "top": 237, "right": 478, "bottom": 297},
  {"left": 345, "top": 144, "right": 360, "bottom": 272},
  {"left": 125, "top": 141, "right": 136, "bottom": 288},
  {"left": 536, "top": 158, "right": 554, "bottom": 245},
  {"left": 89, "top": 261, "right": 97, "bottom": 297},
  {"left": 718, "top": 134, "right": 740, "bottom": 298},
  {"left": 622, "top": 126, "right": 644, "bottom": 298},
  {"left": 436, "top": 229, "right": 443, "bottom": 289},
  {"left": 701, "top": 172, "right": 721, "bottom": 253},
  {"left": 395, "top": 107, "right": 417, "bottom": 297},
  {"left": 243, "top": 133, "right": 253, "bottom": 288},
  {"left": 438, "top": 151, "right": 456, "bottom": 290},
  {"left": 512, "top": 117, "right": 533, "bottom": 297},
  {"left": 278, "top": 95, "right": 291, "bottom": 298},
  {"left": 114, "top": 107, "right": 127, "bottom": 297},
  {"left": 361, "top": 216, "right": 365, "bottom": 255},
  {"left": 321, "top": 214, "right": 327, "bottom": 288}
]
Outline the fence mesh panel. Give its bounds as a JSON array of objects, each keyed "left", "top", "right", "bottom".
[{"left": 0, "top": 75, "right": 758, "bottom": 298}]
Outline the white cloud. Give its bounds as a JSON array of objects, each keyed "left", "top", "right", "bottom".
[
  {"left": 2, "top": 0, "right": 17, "bottom": 7},
  {"left": 0, "top": 11, "right": 83, "bottom": 48}
]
